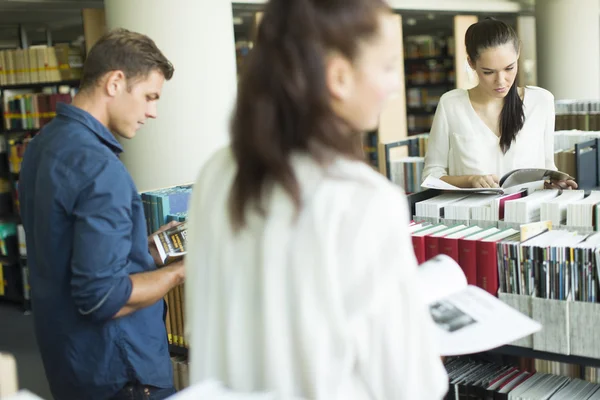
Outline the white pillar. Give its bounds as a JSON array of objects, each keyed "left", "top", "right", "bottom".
[
  {"left": 535, "top": 0, "right": 600, "bottom": 100},
  {"left": 104, "top": 0, "right": 237, "bottom": 192}
]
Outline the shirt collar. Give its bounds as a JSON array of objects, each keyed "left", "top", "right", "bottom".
[{"left": 56, "top": 102, "right": 124, "bottom": 154}]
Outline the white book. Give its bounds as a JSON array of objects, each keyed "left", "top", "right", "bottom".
[
  {"left": 540, "top": 190, "right": 586, "bottom": 226},
  {"left": 415, "top": 193, "right": 468, "bottom": 218},
  {"left": 417, "top": 254, "right": 541, "bottom": 356},
  {"left": 567, "top": 191, "right": 600, "bottom": 227},
  {"left": 504, "top": 190, "right": 560, "bottom": 223},
  {"left": 442, "top": 194, "right": 499, "bottom": 221}
]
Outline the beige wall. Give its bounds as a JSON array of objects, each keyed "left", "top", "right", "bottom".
[
  {"left": 378, "top": 14, "right": 408, "bottom": 175},
  {"left": 536, "top": 0, "right": 600, "bottom": 99},
  {"left": 82, "top": 9, "right": 106, "bottom": 54},
  {"left": 454, "top": 15, "right": 478, "bottom": 90}
]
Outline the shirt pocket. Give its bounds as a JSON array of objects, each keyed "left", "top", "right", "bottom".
[{"left": 449, "top": 132, "right": 489, "bottom": 175}]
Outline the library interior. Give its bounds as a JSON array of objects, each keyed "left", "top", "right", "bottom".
[{"left": 1, "top": 0, "right": 600, "bottom": 399}]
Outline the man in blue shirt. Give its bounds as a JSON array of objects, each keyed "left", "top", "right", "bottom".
[{"left": 19, "top": 29, "right": 184, "bottom": 400}]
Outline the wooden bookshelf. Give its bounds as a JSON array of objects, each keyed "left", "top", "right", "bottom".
[
  {"left": 0, "top": 78, "right": 79, "bottom": 312},
  {"left": 0, "top": 79, "right": 80, "bottom": 91}
]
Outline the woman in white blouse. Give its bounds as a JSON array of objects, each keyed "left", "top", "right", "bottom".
[
  {"left": 422, "top": 18, "right": 577, "bottom": 190},
  {"left": 183, "top": 0, "right": 448, "bottom": 399}
]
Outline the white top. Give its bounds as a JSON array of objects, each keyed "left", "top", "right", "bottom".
[
  {"left": 185, "top": 147, "right": 448, "bottom": 400},
  {"left": 422, "top": 86, "right": 557, "bottom": 181}
]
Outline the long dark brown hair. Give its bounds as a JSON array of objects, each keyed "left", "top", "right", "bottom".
[
  {"left": 229, "top": 0, "right": 391, "bottom": 229},
  {"left": 465, "top": 18, "right": 523, "bottom": 153}
]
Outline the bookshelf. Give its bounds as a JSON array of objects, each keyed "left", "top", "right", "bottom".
[
  {"left": 489, "top": 345, "right": 600, "bottom": 370},
  {"left": 169, "top": 344, "right": 188, "bottom": 358},
  {"left": 0, "top": 79, "right": 80, "bottom": 312}
]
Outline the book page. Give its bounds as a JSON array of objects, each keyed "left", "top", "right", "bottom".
[
  {"left": 416, "top": 255, "right": 542, "bottom": 356},
  {"left": 500, "top": 168, "right": 573, "bottom": 188},
  {"left": 421, "top": 175, "right": 503, "bottom": 194},
  {"left": 430, "top": 285, "right": 541, "bottom": 356},
  {"left": 416, "top": 255, "right": 467, "bottom": 305}
]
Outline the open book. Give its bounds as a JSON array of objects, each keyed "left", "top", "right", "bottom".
[
  {"left": 422, "top": 168, "right": 573, "bottom": 194},
  {"left": 417, "top": 254, "right": 541, "bottom": 356},
  {"left": 152, "top": 222, "right": 187, "bottom": 265}
]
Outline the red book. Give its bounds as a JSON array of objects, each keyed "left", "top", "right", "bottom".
[
  {"left": 411, "top": 224, "right": 448, "bottom": 265},
  {"left": 439, "top": 225, "right": 484, "bottom": 263},
  {"left": 457, "top": 227, "right": 500, "bottom": 286},
  {"left": 424, "top": 225, "right": 467, "bottom": 261},
  {"left": 496, "top": 190, "right": 526, "bottom": 220}
]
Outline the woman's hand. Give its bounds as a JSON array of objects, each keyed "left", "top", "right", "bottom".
[
  {"left": 544, "top": 179, "right": 578, "bottom": 190},
  {"left": 467, "top": 174, "right": 499, "bottom": 189}
]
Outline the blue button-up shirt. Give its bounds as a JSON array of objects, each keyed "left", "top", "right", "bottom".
[{"left": 19, "top": 103, "right": 173, "bottom": 400}]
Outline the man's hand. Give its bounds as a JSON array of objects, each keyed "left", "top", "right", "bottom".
[
  {"left": 467, "top": 174, "right": 500, "bottom": 189},
  {"left": 148, "top": 221, "right": 183, "bottom": 267},
  {"left": 163, "top": 259, "right": 185, "bottom": 286}
]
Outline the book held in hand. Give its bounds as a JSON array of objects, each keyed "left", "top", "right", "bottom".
[
  {"left": 153, "top": 223, "right": 187, "bottom": 265},
  {"left": 421, "top": 168, "right": 574, "bottom": 194},
  {"left": 417, "top": 254, "right": 542, "bottom": 356}
]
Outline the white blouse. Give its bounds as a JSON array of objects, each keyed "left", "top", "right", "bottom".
[
  {"left": 422, "top": 86, "right": 557, "bottom": 181},
  {"left": 185, "top": 147, "right": 448, "bottom": 400}
]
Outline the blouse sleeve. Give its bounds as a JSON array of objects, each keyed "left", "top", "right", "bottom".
[
  {"left": 347, "top": 190, "right": 448, "bottom": 399},
  {"left": 544, "top": 91, "right": 558, "bottom": 171},
  {"left": 422, "top": 99, "right": 451, "bottom": 181}
]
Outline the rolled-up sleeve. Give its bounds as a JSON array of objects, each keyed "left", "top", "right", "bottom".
[
  {"left": 70, "top": 159, "right": 134, "bottom": 323},
  {"left": 422, "top": 100, "right": 451, "bottom": 181}
]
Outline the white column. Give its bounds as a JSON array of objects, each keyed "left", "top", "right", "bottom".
[
  {"left": 104, "top": 0, "right": 237, "bottom": 192},
  {"left": 535, "top": 0, "right": 600, "bottom": 100}
]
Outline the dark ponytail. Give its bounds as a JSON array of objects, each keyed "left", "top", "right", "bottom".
[
  {"left": 465, "top": 18, "right": 523, "bottom": 153},
  {"left": 229, "top": 0, "right": 391, "bottom": 229}
]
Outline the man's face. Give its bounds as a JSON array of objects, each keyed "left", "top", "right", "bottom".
[{"left": 108, "top": 70, "right": 165, "bottom": 139}]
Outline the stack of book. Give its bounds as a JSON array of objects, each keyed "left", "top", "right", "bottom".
[
  {"left": 140, "top": 185, "right": 192, "bottom": 236},
  {"left": 3, "top": 93, "right": 73, "bottom": 131},
  {"left": 389, "top": 157, "right": 425, "bottom": 194},
  {"left": 0, "top": 44, "right": 83, "bottom": 86},
  {"left": 444, "top": 357, "right": 600, "bottom": 399},
  {"left": 555, "top": 100, "right": 600, "bottom": 131}
]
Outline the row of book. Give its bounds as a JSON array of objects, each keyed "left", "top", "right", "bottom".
[
  {"left": 411, "top": 217, "right": 600, "bottom": 304},
  {"left": 363, "top": 131, "right": 378, "bottom": 169},
  {"left": 171, "top": 356, "right": 190, "bottom": 392},
  {"left": 404, "top": 35, "right": 455, "bottom": 60},
  {"left": 555, "top": 100, "right": 600, "bottom": 132},
  {"left": 445, "top": 356, "right": 600, "bottom": 400},
  {"left": 410, "top": 220, "right": 519, "bottom": 295},
  {"left": 141, "top": 185, "right": 192, "bottom": 236},
  {"left": 165, "top": 284, "right": 187, "bottom": 349},
  {"left": 3, "top": 93, "right": 73, "bottom": 131},
  {"left": 415, "top": 190, "right": 600, "bottom": 228},
  {"left": 389, "top": 157, "right": 424, "bottom": 194},
  {"left": 554, "top": 130, "right": 600, "bottom": 152},
  {"left": 497, "top": 229, "right": 600, "bottom": 302},
  {"left": 0, "top": 45, "right": 83, "bottom": 86}
]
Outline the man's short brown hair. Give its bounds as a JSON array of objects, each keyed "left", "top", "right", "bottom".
[{"left": 80, "top": 28, "right": 174, "bottom": 91}]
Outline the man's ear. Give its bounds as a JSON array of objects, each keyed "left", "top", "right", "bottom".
[
  {"left": 104, "top": 70, "right": 126, "bottom": 97},
  {"left": 325, "top": 53, "right": 354, "bottom": 101}
]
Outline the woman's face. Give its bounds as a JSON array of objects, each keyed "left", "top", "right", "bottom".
[
  {"left": 470, "top": 43, "right": 519, "bottom": 99},
  {"left": 327, "top": 12, "right": 402, "bottom": 132}
]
